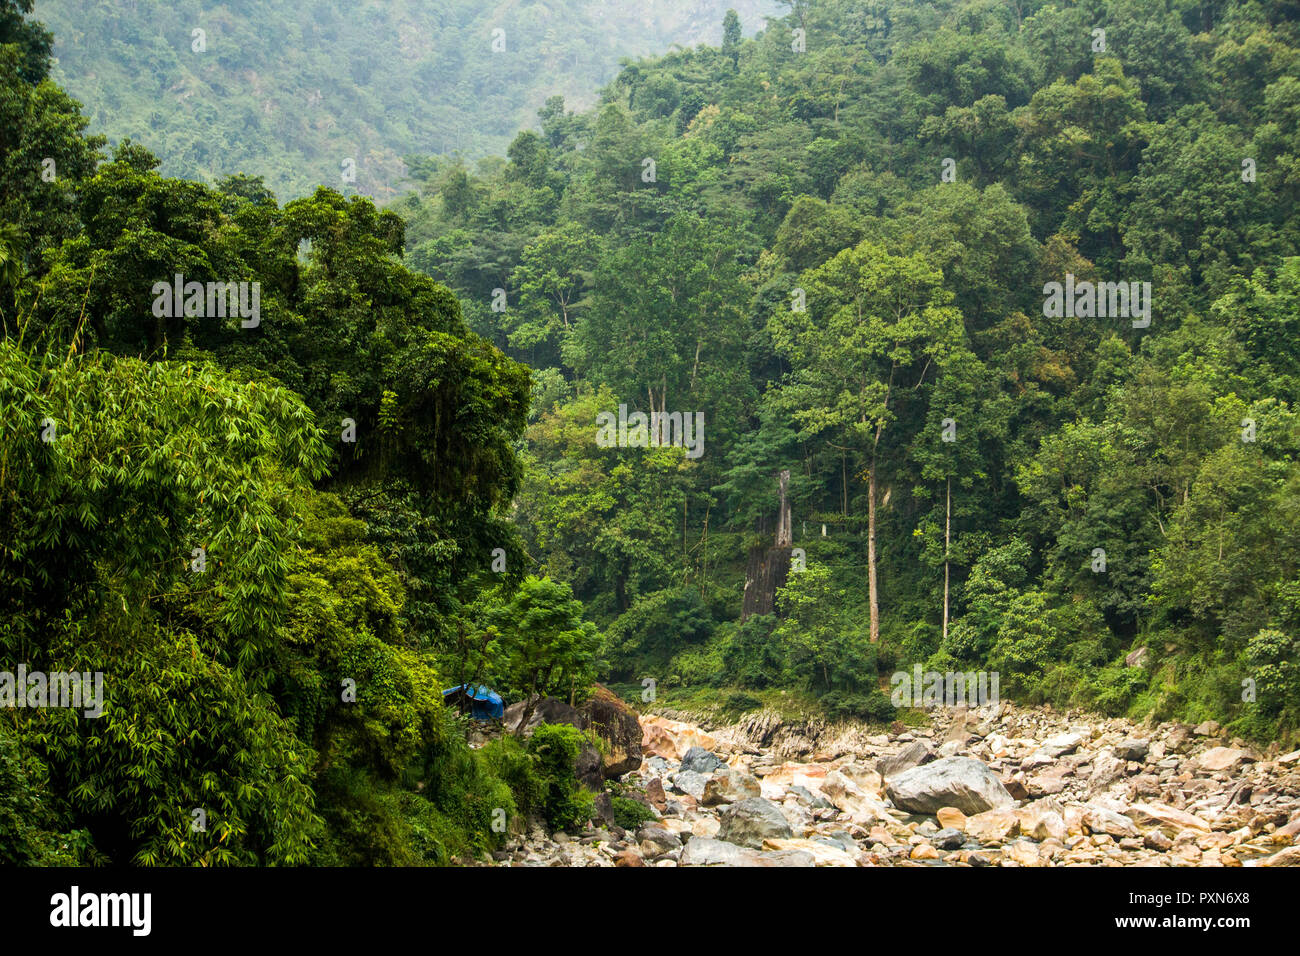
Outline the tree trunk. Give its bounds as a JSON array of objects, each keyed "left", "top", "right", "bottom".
[
  {"left": 867, "top": 458, "right": 880, "bottom": 643},
  {"left": 942, "top": 476, "right": 951, "bottom": 645},
  {"left": 742, "top": 469, "right": 793, "bottom": 620}
]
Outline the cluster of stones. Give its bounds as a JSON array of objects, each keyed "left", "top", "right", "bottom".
[{"left": 488, "top": 703, "right": 1300, "bottom": 867}]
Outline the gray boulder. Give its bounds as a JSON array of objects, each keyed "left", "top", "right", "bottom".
[
  {"left": 679, "top": 838, "right": 813, "bottom": 867},
  {"left": 670, "top": 770, "right": 709, "bottom": 799},
  {"left": 885, "top": 756, "right": 1015, "bottom": 815},
  {"left": 877, "top": 741, "right": 934, "bottom": 778},
  {"left": 680, "top": 838, "right": 760, "bottom": 866},
  {"left": 716, "top": 797, "right": 794, "bottom": 849},
  {"left": 933, "top": 828, "right": 967, "bottom": 850},
  {"left": 503, "top": 696, "right": 584, "bottom": 736},
  {"left": 1114, "top": 738, "right": 1150, "bottom": 762},
  {"left": 636, "top": 825, "right": 682, "bottom": 858},
  {"left": 680, "top": 746, "right": 725, "bottom": 775}
]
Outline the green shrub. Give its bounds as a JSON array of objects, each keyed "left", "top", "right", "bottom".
[
  {"left": 526, "top": 723, "right": 595, "bottom": 832},
  {"left": 479, "top": 733, "right": 545, "bottom": 820},
  {"left": 0, "top": 726, "right": 91, "bottom": 866},
  {"left": 611, "top": 795, "right": 657, "bottom": 830},
  {"left": 822, "top": 689, "right": 896, "bottom": 723},
  {"left": 722, "top": 691, "right": 762, "bottom": 718}
]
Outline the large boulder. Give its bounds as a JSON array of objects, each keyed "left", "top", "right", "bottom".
[
  {"left": 1082, "top": 803, "right": 1138, "bottom": 838},
  {"left": 877, "top": 741, "right": 933, "bottom": 779},
  {"left": 1021, "top": 733, "right": 1083, "bottom": 769},
  {"left": 501, "top": 695, "right": 602, "bottom": 790},
  {"left": 1198, "top": 747, "right": 1255, "bottom": 772},
  {"left": 1124, "top": 802, "right": 1211, "bottom": 837},
  {"left": 702, "top": 768, "right": 761, "bottom": 806},
  {"left": 818, "top": 770, "right": 892, "bottom": 826},
  {"left": 640, "top": 716, "right": 717, "bottom": 759},
  {"left": 680, "top": 746, "right": 725, "bottom": 775},
  {"left": 636, "top": 825, "right": 682, "bottom": 859},
  {"left": 503, "top": 696, "right": 585, "bottom": 736},
  {"left": 716, "top": 798, "right": 795, "bottom": 849},
  {"left": 580, "top": 684, "right": 642, "bottom": 778},
  {"left": 679, "top": 838, "right": 814, "bottom": 867},
  {"left": 964, "top": 808, "right": 1020, "bottom": 842},
  {"left": 591, "top": 790, "right": 614, "bottom": 826},
  {"left": 670, "top": 770, "right": 709, "bottom": 799},
  {"left": 1016, "top": 800, "right": 1066, "bottom": 842},
  {"left": 762, "top": 838, "right": 857, "bottom": 867},
  {"left": 885, "top": 757, "right": 1015, "bottom": 815},
  {"left": 1114, "top": 738, "right": 1150, "bottom": 762},
  {"left": 574, "top": 740, "right": 605, "bottom": 792},
  {"left": 641, "top": 721, "right": 678, "bottom": 760}
]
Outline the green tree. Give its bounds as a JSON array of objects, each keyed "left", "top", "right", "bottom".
[
  {"left": 767, "top": 241, "right": 966, "bottom": 642},
  {"left": 486, "top": 576, "right": 603, "bottom": 734}
]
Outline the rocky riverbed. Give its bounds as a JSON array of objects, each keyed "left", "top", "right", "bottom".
[{"left": 493, "top": 701, "right": 1300, "bottom": 866}]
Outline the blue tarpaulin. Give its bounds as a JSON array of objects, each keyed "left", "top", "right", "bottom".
[{"left": 442, "top": 684, "right": 505, "bottom": 721}]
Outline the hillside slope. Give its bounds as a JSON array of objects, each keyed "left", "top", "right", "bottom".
[{"left": 35, "top": 0, "right": 779, "bottom": 199}]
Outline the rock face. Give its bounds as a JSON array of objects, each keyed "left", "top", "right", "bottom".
[
  {"left": 504, "top": 696, "right": 585, "bottom": 736},
  {"left": 574, "top": 741, "right": 605, "bottom": 792},
  {"left": 717, "top": 798, "right": 794, "bottom": 848},
  {"left": 581, "top": 684, "right": 643, "bottom": 778},
  {"left": 502, "top": 695, "right": 605, "bottom": 790},
  {"left": 886, "top": 757, "right": 1015, "bottom": 815}
]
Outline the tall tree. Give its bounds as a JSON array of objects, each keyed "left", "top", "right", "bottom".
[{"left": 767, "top": 241, "right": 965, "bottom": 641}]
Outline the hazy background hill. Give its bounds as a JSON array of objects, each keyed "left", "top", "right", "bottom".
[{"left": 35, "top": 0, "right": 780, "bottom": 200}]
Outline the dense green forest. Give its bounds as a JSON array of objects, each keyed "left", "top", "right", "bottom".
[
  {"left": 3, "top": 0, "right": 604, "bottom": 865},
  {"left": 34, "top": 0, "right": 778, "bottom": 199},
  {"left": 398, "top": 0, "right": 1300, "bottom": 738},
  {"left": 3, "top": 0, "right": 1300, "bottom": 867}
]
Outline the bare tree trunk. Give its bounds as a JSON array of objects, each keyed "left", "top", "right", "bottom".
[
  {"left": 775, "top": 469, "right": 792, "bottom": 548},
  {"left": 742, "top": 470, "right": 793, "bottom": 619},
  {"left": 942, "top": 476, "right": 951, "bottom": 645},
  {"left": 865, "top": 369, "right": 894, "bottom": 645},
  {"left": 867, "top": 458, "right": 879, "bottom": 643}
]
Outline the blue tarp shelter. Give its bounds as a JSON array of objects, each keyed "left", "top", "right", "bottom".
[{"left": 442, "top": 684, "right": 505, "bottom": 721}]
